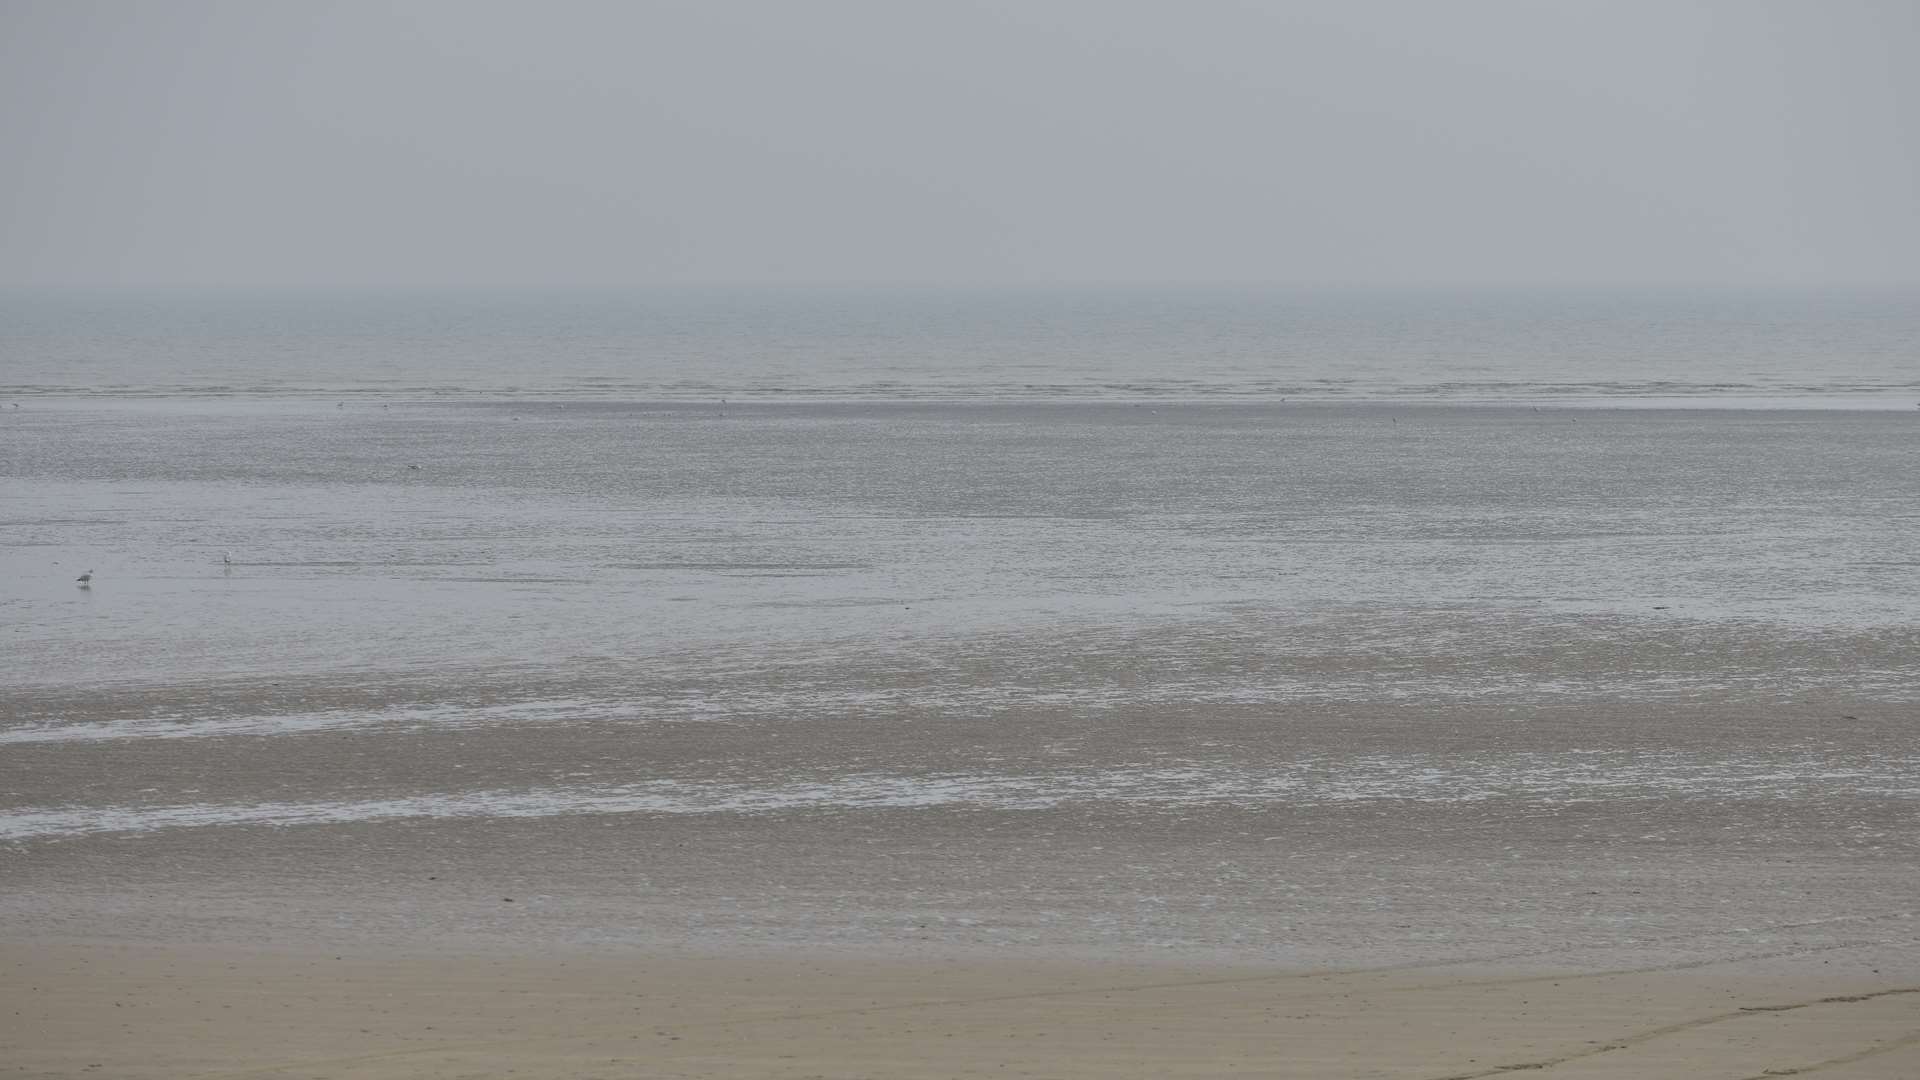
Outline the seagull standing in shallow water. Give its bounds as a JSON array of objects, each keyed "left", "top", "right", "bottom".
[{"left": 76, "top": 569, "right": 93, "bottom": 585}]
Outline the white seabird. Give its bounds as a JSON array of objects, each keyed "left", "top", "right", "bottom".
[{"left": 76, "top": 569, "right": 94, "bottom": 585}]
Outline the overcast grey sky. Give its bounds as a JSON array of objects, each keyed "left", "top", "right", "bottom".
[{"left": 2, "top": 0, "right": 1916, "bottom": 288}]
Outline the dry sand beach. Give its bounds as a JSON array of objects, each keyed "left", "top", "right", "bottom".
[{"left": 8, "top": 938, "right": 1920, "bottom": 1080}]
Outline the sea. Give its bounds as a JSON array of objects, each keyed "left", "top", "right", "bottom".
[{"left": 3, "top": 288, "right": 1918, "bottom": 965}]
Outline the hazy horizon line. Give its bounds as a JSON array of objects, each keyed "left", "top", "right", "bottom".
[{"left": 8, "top": 280, "right": 1920, "bottom": 296}]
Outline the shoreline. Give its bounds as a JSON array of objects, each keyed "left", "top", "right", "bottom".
[{"left": 7, "top": 392, "right": 1920, "bottom": 412}]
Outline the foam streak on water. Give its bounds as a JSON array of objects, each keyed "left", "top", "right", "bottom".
[{"left": 10, "top": 749, "right": 1919, "bottom": 842}]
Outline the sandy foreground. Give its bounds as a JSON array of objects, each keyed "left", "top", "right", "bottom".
[{"left": 5, "top": 938, "right": 1918, "bottom": 1080}]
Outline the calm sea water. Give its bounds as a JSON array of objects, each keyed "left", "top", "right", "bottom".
[
  {"left": 5, "top": 288, "right": 1919, "bottom": 404},
  {"left": 3, "top": 293, "right": 1917, "bottom": 952}
]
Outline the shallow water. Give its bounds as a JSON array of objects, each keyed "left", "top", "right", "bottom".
[
  {"left": 4, "top": 293, "right": 1918, "bottom": 962},
  {"left": 5, "top": 400, "right": 1917, "bottom": 836}
]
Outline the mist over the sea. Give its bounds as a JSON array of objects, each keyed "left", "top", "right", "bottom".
[{"left": 5, "top": 1, "right": 1918, "bottom": 291}]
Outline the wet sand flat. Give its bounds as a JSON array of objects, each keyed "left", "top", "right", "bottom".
[{"left": 7, "top": 939, "right": 1920, "bottom": 1080}]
